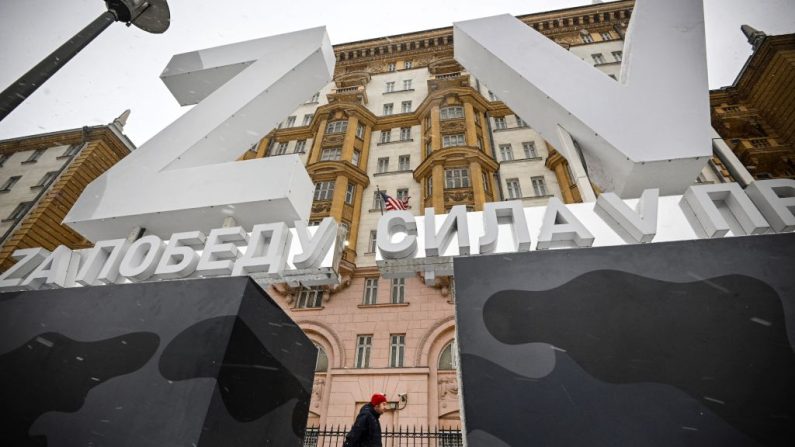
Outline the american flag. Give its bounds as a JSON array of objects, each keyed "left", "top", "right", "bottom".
[{"left": 379, "top": 191, "right": 409, "bottom": 211}]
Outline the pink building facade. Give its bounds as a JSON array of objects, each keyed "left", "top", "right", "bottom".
[{"left": 268, "top": 275, "right": 460, "bottom": 429}]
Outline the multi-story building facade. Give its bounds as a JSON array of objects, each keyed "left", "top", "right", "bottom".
[
  {"left": 710, "top": 26, "right": 795, "bottom": 180},
  {"left": 0, "top": 112, "right": 135, "bottom": 270},
  {"left": 237, "top": 0, "right": 732, "bottom": 429}
]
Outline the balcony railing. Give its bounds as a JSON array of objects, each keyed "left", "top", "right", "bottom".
[
  {"left": 304, "top": 425, "right": 463, "bottom": 447},
  {"left": 434, "top": 72, "right": 462, "bottom": 80}
]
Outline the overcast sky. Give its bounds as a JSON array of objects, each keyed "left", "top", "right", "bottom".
[{"left": 1, "top": 0, "right": 793, "bottom": 146}]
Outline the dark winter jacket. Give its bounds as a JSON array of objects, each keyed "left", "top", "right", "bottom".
[{"left": 343, "top": 403, "right": 382, "bottom": 447}]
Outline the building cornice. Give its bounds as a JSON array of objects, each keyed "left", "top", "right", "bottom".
[
  {"left": 331, "top": 0, "right": 634, "bottom": 69},
  {"left": 414, "top": 146, "right": 499, "bottom": 180},
  {"left": 0, "top": 126, "right": 135, "bottom": 157}
]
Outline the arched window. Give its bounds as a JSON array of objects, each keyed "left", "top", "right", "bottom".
[
  {"left": 315, "top": 344, "right": 328, "bottom": 372},
  {"left": 438, "top": 341, "right": 458, "bottom": 370}
]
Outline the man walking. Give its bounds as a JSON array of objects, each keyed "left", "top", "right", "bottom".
[{"left": 343, "top": 393, "right": 388, "bottom": 447}]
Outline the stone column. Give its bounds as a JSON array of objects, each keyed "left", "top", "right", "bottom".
[
  {"left": 430, "top": 104, "right": 441, "bottom": 153},
  {"left": 308, "top": 118, "right": 328, "bottom": 164},
  {"left": 432, "top": 164, "right": 445, "bottom": 213},
  {"left": 469, "top": 161, "right": 485, "bottom": 210},
  {"left": 330, "top": 175, "right": 349, "bottom": 221},
  {"left": 341, "top": 116, "right": 359, "bottom": 161},
  {"left": 463, "top": 102, "right": 478, "bottom": 146}
]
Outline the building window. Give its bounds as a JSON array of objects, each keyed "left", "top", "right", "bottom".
[
  {"left": 442, "top": 134, "right": 465, "bottom": 148},
  {"left": 482, "top": 172, "right": 490, "bottom": 192},
  {"left": 385, "top": 81, "right": 395, "bottom": 93},
  {"left": 295, "top": 287, "right": 323, "bottom": 308},
  {"left": 352, "top": 149, "right": 361, "bottom": 167},
  {"left": 315, "top": 344, "right": 328, "bottom": 372},
  {"left": 373, "top": 191, "right": 385, "bottom": 209},
  {"left": 368, "top": 230, "right": 378, "bottom": 253},
  {"left": 403, "top": 79, "right": 412, "bottom": 90},
  {"left": 345, "top": 183, "right": 356, "bottom": 204},
  {"left": 397, "top": 188, "right": 409, "bottom": 202},
  {"left": 355, "top": 335, "right": 373, "bottom": 368},
  {"left": 387, "top": 62, "right": 396, "bottom": 72},
  {"left": 391, "top": 278, "right": 405, "bottom": 304},
  {"left": 3, "top": 201, "right": 32, "bottom": 222},
  {"left": 320, "top": 147, "right": 341, "bottom": 161},
  {"left": 294, "top": 140, "right": 307, "bottom": 153},
  {"left": 499, "top": 144, "right": 513, "bottom": 161},
  {"left": 424, "top": 115, "right": 431, "bottom": 129},
  {"left": 389, "top": 334, "right": 406, "bottom": 367},
  {"left": 425, "top": 141, "right": 432, "bottom": 157},
  {"left": 22, "top": 149, "right": 44, "bottom": 164},
  {"left": 0, "top": 176, "right": 22, "bottom": 192},
  {"left": 506, "top": 178, "right": 522, "bottom": 199},
  {"left": 581, "top": 33, "right": 593, "bottom": 43},
  {"left": 426, "top": 176, "right": 433, "bottom": 196},
  {"left": 751, "top": 138, "right": 771, "bottom": 148},
  {"left": 33, "top": 171, "right": 58, "bottom": 188},
  {"left": 302, "top": 113, "right": 314, "bottom": 126},
  {"left": 401, "top": 101, "right": 412, "bottom": 113},
  {"left": 523, "top": 141, "right": 538, "bottom": 158},
  {"left": 440, "top": 106, "right": 464, "bottom": 120},
  {"left": 592, "top": 53, "right": 606, "bottom": 64},
  {"left": 308, "top": 220, "right": 322, "bottom": 226},
  {"left": 383, "top": 103, "right": 394, "bottom": 115},
  {"left": 380, "top": 130, "right": 391, "bottom": 144},
  {"left": 398, "top": 155, "right": 410, "bottom": 171},
  {"left": 531, "top": 176, "right": 547, "bottom": 196},
  {"left": 62, "top": 145, "right": 81, "bottom": 157},
  {"left": 356, "top": 123, "right": 365, "bottom": 139},
  {"left": 273, "top": 142, "right": 288, "bottom": 155},
  {"left": 612, "top": 51, "right": 623, "bottom": 62},
  {"left": 314, "top": 181, "right": 335, "bottom": 201},
  {"left": 0, "top": 154, "right": 8, "bottom": 167},
  {"left": 363, "top": 278, "right": 378, "bottom": 304},
  {"left": 445, "top": 168, "right": 470, "bottom": 188},
  {"left": 400, "top": 127, "right": 411, "bottom": 141},
  {"left": 308, "top": 92, "right": 320, "bottom": 103},
  {"left": 377, "top": 157, "right": 389, "bottom": 173},
  {"left": 404, "top": 60, "right": 413, "bottom": 69},
  {"left": 438, "top": 341, "right": 458, "bottom": 370},
  {"left": 286, "top": 116, "right": 296, "bottom": 127},
  {"left": 494, "top": 117, "right": 507, "bottom": 129},
  {"left": 515, "top": 116, "right": 528, "bottom": 127},
  {"left": 326, "top": 120, "right": 348, "bottom": 134},
  {"left": 601, "top": 31, "right": 612, "bottom": 41}
]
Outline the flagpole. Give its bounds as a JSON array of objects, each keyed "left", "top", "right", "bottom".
[{"left": 376, "top": 185, "right": 384, "bottom": 215}]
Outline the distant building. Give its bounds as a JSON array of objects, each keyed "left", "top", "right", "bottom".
[
  {"left": 0, "top": 111, "right": 135, "bottom": 270},
  {"left": 710, "top": 25, "right": 795, "bottom": 180}
]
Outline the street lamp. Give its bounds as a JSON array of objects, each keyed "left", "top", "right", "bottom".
[{"left": 0, "top": 0, "right": 170, "bottom": 121}]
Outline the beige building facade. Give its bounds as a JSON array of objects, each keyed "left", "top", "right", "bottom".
[
  {"left": 236, "top": 0, "right": 731, "bottom": 429},
  {"left": 0, "top": 112, "right": 135, "bottom": 270}
]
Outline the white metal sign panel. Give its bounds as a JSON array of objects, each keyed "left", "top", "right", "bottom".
[
  {"left": 64, "top": 27, "right": 336, "bottom": 241},
  {"left": 454, "top": 0, "right": 711, "bottom": 197}
]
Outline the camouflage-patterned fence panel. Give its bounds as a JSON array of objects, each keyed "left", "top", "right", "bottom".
[
  {"left": 0, "top": 277, "right": 315, "bottom": 446},
  {"left": 454, "top": 233, "right": 795, "bottom": 447}
]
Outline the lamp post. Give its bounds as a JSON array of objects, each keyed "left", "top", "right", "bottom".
[{"left": 0, "top": 0, "right": 170, "bottom": 122}]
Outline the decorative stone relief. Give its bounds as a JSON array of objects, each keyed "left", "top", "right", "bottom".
[
  {"left": 312, "top": 377, "right": 325, "bottom": 408},
  {"left": 438, "top": 376, "right": 459, "bottom": 408}
]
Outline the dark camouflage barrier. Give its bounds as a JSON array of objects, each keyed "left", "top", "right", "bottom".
[
  {"left": 0, "top": 277, "right": 314, "bottom": 446},
  {"left": 454, "top": 233, "right": 795, "bottom": 446}
]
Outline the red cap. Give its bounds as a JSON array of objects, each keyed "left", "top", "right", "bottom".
[{"left": 370, "top": 393, "right": 387, "bottom": 406}]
